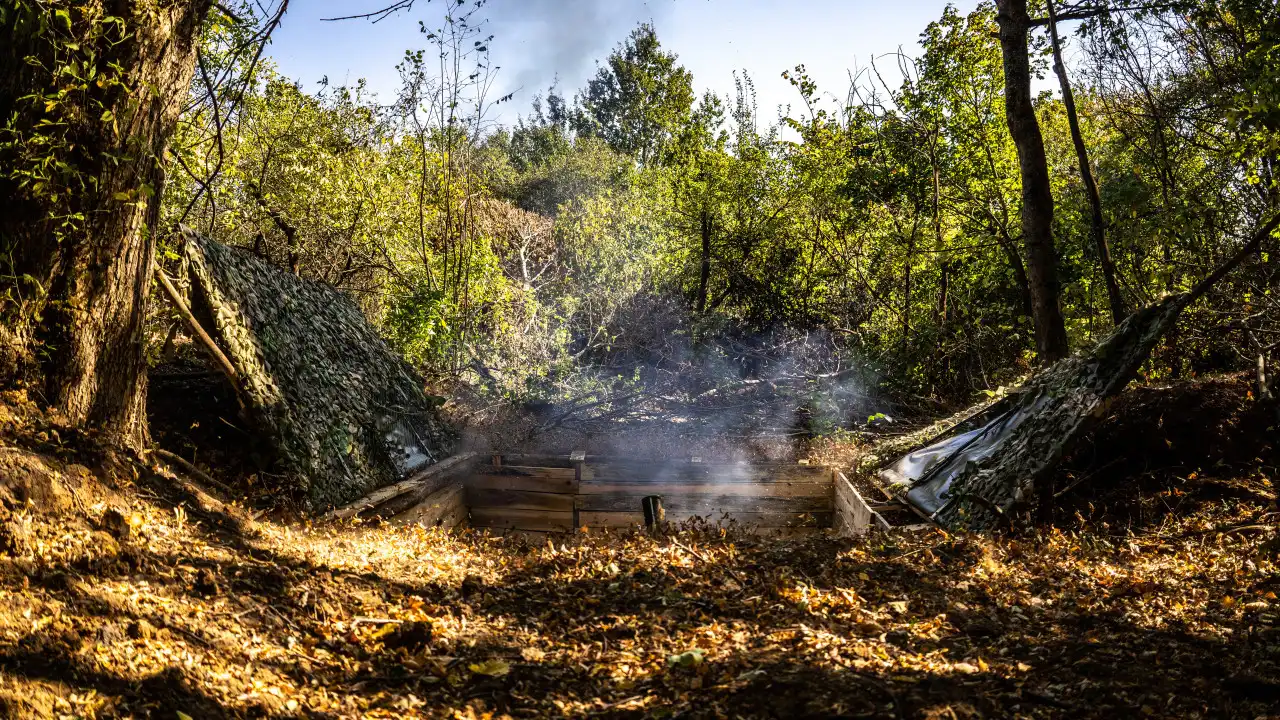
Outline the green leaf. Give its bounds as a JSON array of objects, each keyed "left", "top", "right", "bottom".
[{"left": 666, "top": 649, "right": 706, "bottom": 668}]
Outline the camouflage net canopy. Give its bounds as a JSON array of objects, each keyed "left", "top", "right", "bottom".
[
  {"left": 179, "top": 229, "right": 456, "bottom": 510},
  {"left": 880, "top": 294, "right": 1192, "bottom": 531}
]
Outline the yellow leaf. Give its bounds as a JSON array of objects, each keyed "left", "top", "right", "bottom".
[{"left": 469, "top": 659, "right": 510, "bottom": 677}]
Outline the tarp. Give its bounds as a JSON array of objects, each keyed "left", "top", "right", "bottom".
[{"left": 179, "top": 228, "right": 456, "bottom": 510}]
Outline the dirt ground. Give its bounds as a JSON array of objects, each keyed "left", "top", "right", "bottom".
[{"left": 1, "top": 375, "right": 1278, "bottom": 718}]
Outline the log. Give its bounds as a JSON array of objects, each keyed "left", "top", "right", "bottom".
[{"left": 327, "top": 452, "right": 476, "bottom": 521}]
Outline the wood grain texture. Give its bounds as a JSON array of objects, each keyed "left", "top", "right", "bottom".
[
  {"left": 578, "top": 480, "right": 831, "bottom": 497},
  {"left": 587, "top": 461, "right": 829, "bottom": 484},
  {"left": 469, "top": 470, "right": 578, "bottom": 494},
  {"left": 396, "top": 484, "right": 466, "bottom": 530},
  {"left": 575, "top": 493, "right": 831, "bottom": 514},
  {"left": 833, "top": 471, "right": 874, "bottom": 537},
  {"left": 468, "top": 488, "right": 575, "bottom": 512},
  {"left": 329, "top": 452, "right": 477, "bottom": 521},
  {"left": 470, "top": 507, "right": 574, "bottom": 531},
  {"left": 578, "top": 511, "right": 830, "bottom": 530}
]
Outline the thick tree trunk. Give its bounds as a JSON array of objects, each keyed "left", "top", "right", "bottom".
[
  {"left": 0, "top": 0, "right": 212, "bottom": 445},
  {"left": 995, "top": 0, "right": 1070, "bottom": 363},
  {"left": 1047, "top": 0, "right": 1127, "bottom": 327}
]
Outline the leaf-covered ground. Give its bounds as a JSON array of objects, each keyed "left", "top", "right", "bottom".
[{"left": 1, "top": 378, "right": 1278, "bottom": 719}]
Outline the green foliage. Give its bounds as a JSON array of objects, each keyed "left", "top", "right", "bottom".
[
  {"left": 160, "top": 1, "right": 1280, "bottom": 412},
  {"left": 572, "top": 23, "right": 696, "bottom": 166}
]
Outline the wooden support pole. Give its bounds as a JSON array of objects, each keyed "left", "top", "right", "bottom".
[{"left": 155, "top": 267, "right": 240, "bottom": 388}]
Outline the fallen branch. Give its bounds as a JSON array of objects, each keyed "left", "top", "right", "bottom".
[{"left": 150, "top": 448, "right": 236, "bottom": 497}]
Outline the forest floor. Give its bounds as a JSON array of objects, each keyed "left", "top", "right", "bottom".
[{"left": 1, "top": 375, "right": 1278, "bottom": 719}]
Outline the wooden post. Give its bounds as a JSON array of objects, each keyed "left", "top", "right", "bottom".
[{"left": 570, "top": 450, "right": 585, "bottom": 530}]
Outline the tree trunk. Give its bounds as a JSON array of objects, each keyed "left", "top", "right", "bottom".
[
  {"left": 995, "top": 0, "right": 1070, "bottom": 363},
  {"left": 1046, "top": 0, "right": 1126, "bottom": 327},
  {"left": 933, "top": 165, "right": 949, "bottom": 330},
  {"left": 697, "top": 209, "right": 712, "bottom": 312},
  {"left": 0, "top": 0, "right": 212, "bottom": 446}
]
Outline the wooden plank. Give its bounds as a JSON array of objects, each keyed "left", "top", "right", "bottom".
[
  {"left": 394, "top": 483, "right": 466, "bottom": 529},
  {"left": 474, "top": 465, "right": 578, "bottom": 479},
  {"left": 492, "top": 454, "right": 576, "bottom": 468},
  {"left": 468, "top": 471, "right": 578, "bottom": 494},
  {"left": 467, "top": 488, "right": 574, "bottom": 512},
  {"left": 575, "top": 493, "right": 831, "bottom": 514},
  {"left": 578, "top": 511, "right": 832, "bottom": 529},
  {"left": 326, "top": 452, "right": 477, "bottom": 521},
  {"left": 469, "top": 507, "right": 573, "bottom": 532},
  {"left": 587, "top": 461, "right": 829, "bottom": 484},
  {"left": 578, "top": 480, "right": 831, "bottom": 498},
  {"left": 833, "top": 471, "right": 877, "bottom": 537}
]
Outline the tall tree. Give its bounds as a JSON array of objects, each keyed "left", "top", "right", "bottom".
[
  {"left": 573, "top": 23, "right": 695, "bottom": 167},
  {"left": 994, "top": 0, "right": 1071, "bottom": 362},
  {"left": 1046, "top": 0, "right": 1127, "bottom": 326},
  {"left": 0, "top": 0, "right": 214, "bottom": 445}
]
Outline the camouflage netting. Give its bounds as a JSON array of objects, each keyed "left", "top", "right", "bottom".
[
  {"left": 881, "top": 294, "right": 1192, "bottom": 531},
  {"left": 179, "top": 228, "right": 456, "bottom": 510}
]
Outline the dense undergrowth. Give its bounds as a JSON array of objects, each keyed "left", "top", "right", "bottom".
[{"left": 1, "top": 376, "right": 1276, "bottom": 719}]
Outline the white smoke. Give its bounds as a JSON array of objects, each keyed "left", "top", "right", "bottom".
[{"left": 483, "top": 0, "right": 676, "bottom": 106}]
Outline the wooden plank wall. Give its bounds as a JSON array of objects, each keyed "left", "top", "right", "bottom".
[
  {"left": 394, "top": 482, "right": 468, "bottom": 530},
  {"left": 832, "top": 471, "right": 888, "bottom": 537},
  {"left": 466, "top": 454, "right": 835, "bottom": 534}
]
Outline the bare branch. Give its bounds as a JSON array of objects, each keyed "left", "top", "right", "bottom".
[{"left": 321, "top": 0, "right": 416, "bottom": 23}]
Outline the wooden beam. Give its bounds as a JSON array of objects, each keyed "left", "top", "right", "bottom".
[
  {"left": 468, "top": 471, "right": 577, "bottom": 494},
  {"left": 575, "top": 493, "right": 831, "bottom": 514},
  {"left": 395, "top": 483, "right": 466, "bottom": 529},
  {"left": 467, "top": 488, "right": 574, "bottom": 512},
  {"left": 470, "top": 507, "right": 573, "bottom": 532},
  {"left": 326, "top": 452, "right": 476, "bottom": 521},
  {"left": 578, "top": 510, "right": 831, "bottom": 530},
  {"left": 578, "top": 480, "right": 831, "bottom": 498},
  {"left": 155, "top": 267, "right": 240, "bottom": 390},
  {"left": 833, "top": 471, "right": 888, "bottom": 536}
]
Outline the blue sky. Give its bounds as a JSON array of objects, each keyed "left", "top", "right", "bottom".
[{"left": 266, "top": 1, "right": 982, "bottom": 126}]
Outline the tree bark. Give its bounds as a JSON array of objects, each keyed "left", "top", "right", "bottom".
[
  {"left": 697, "top": 209, "right": 712, "bottom": 312},
  {"left": 1046, "top": 0, "right": 1126, "bottom": 327},
  {"left": 0, "top": 0, "right": 212, "bottom": 446},
  {"left": 995, "top": 0, "right": 1070, "bottom": 363}
]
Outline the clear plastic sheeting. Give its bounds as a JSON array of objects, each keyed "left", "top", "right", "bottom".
[{"left": 879, "top": 392, "right": 1053, "bottom": 516}]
